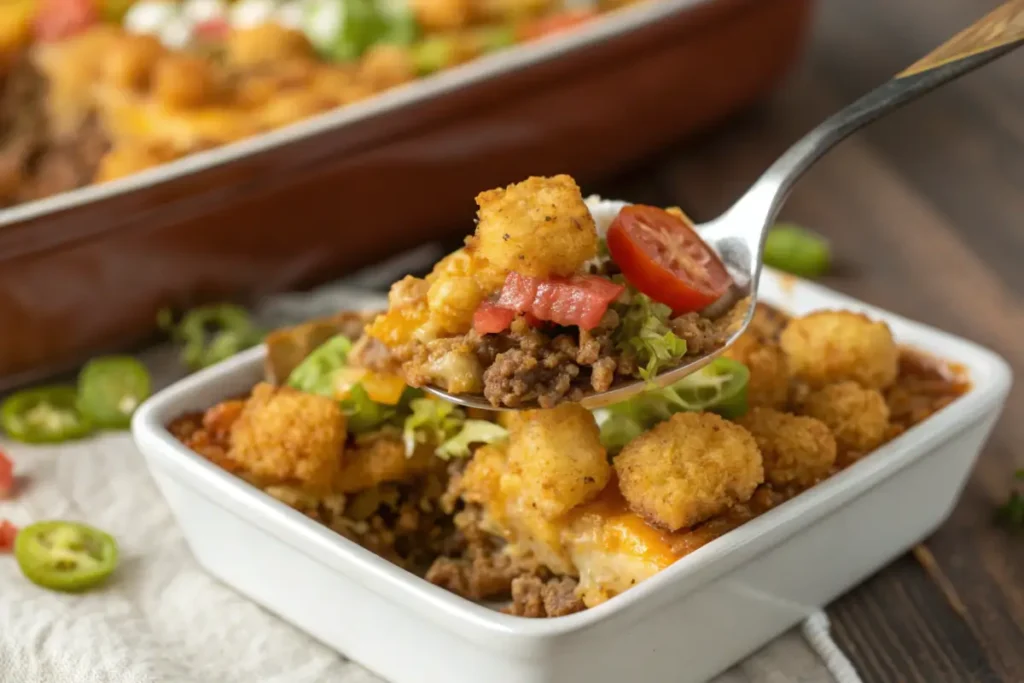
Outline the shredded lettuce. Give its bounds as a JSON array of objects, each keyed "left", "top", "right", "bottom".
[
  {"left": 593, "top": 358, "right": 750, "bottom": 452},
  {"left": 286, "top": 335, "right": 353, "bottom": 397},
  {"left": 402, "top": 398, "right": 466, "bottom": 456},
  {"left": 437, "top": 420, "right": 509, "bottom": 460},
  {"left": 613, "top": 290, "right": 688, "bottom": 380},
  {"left": 344, "top": 384, "right": 397, "bottom": 434},
  {"left": 287, "top": 335, "right": 398, "bottom": 433}
]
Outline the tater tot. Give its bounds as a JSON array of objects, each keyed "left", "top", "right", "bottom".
[
  {"left": 615, "top": 412, "right": 763, "bottom": 531},
  {"left": 723, "top": 332, "right": 789, "bottom": 409},
  {"left": 358, "top": 44, "right": 416, "bottom": 91},
  {"left": 102, "top": 34, "right": 165, "bottom": 90},
  {"left": 799, "top": 381, "right": 890, "bottom": 453},
  {"left": 779, "top": 310, "right": 899, "bottom": 389},
  {"left": 506, "top": 403, "right": 611, "bottom": 519},
  {"left": 411, "top": 0, "right": 474, "bottom": 31},
  {"left": 95, "top": 143, "right": 174, "bottom": 183},
  {"left": 736, "top": 408, "right": 836, "bottom": 487},
  {"left": 472, "top": 175, "right": 598, "bottom": 278},
  {"left": 227, "top": 383, "right": 346, "bottom": 492},
  {"left": 152, "top": 55, "right": 218, "bottom": 109},
  {"left": 226, "top": 24, "right": 314, "bottom": 68}
]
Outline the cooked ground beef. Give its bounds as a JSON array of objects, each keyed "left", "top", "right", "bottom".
[
  {"left": 424, "top": 506, "right": 547, "bottom": 601},
  {"left": 0, "top": 53, "right": 108, "bottom": 208},
  {"left": 475, "top": 303, "right": 736, "bottom": 409},
  {"left": 503, "top": 576, "right": 586, "bottom": 618}
]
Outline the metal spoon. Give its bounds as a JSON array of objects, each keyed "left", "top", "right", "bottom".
[{"left": 427, "top": 0, "right": 1024, "bottom": 412}]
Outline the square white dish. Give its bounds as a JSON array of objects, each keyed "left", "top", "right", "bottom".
[{"left": 132, "top": 201, "right": 1012, "bottom": 683}]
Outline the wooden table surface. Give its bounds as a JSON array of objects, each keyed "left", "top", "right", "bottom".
[{"left": 595, "top": 0, "right": 1024, "bottom": 679}]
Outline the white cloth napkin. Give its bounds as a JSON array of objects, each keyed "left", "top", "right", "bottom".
[{"left": 0, "top": 252, "right": 864, "bottom": 683}]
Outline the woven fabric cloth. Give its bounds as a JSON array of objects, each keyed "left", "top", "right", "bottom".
[{"left": 0, "top": 263, "right": 863, "bottom": 683}]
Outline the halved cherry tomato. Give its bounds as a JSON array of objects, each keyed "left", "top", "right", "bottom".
[
  {"left": 496, "top": 272, "right": 624, "bottom": 330},
  {"left": 0, "top": 520, "right": 17, "bottom": 552},
  {"left": 34, "top": 0, "right": 98, "bottom": 42},
  {"left": 0, "top": 449, "right": 13, "bottom": 499},
  {"left": 606, "top": 205, "right": 732, "bottom": 315},
  {"left": 519, "top": 8, "right": 598, "bottom": 41}
]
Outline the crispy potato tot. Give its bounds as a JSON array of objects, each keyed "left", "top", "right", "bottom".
[
  {"left": 336, "top": 436, "right": 438, "bottom": 494},
  {"left": 95, "top": 143, "right": 174, "bottom": 183},
  {"left": 368, "top": 249, "right": 504, "bottom": 345},
  {"left": 152, "top": 55, "right": 218, "bottom": 109},
  {"left": 780, "top": 311, "right": 899, "bottom": 389},
  {"left": 723, "top": 332, "right": 789, "bottom": 409},
  {"left": 799, "top": 381, "right": 890, "bottom": 453},
  {"left": 102, "top": 34, "right": 165, "bottom": 91},
  {"left": 615, "top": 412, "right": 763, "bottom": 531},
  {"left": 736, "top": 408, "right": 836, "bottom": 487},
  {"left": 411, "top": 0, "right": 474, "bottom": 31},
  {"left": 472, "top": 175, "right": 598, "bottom": 278},
  {"left": 460, "top": 443, "right": 576, "bottom": 574},
  {"left": 358, "top": 44, "right": 416, "bottom": 91},
  {"left": 506, "top": 403, "right": 611, "bottom": 519},
  {"left": 228, "top": 383, "right": 346, "bottom": 492},
  {"left": 226, "top": 24, "right": 314, "bottom": 68}
]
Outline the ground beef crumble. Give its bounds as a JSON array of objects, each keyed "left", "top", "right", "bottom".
[{"left": 504, "top": 575, "right": 586, "bottom": 618}]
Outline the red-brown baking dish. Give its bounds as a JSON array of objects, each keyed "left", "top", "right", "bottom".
[{"left": 0, "top": 0, "right": 813, "bottom": 390}]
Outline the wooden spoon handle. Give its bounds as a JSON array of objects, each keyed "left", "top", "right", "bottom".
[{"left": 898, "top": 0, "right": 1024, "bottom": 78}]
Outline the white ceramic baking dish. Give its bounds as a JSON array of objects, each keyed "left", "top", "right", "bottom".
[{"left": 131, "top": 201, "right": 1012, "bottom": 683}]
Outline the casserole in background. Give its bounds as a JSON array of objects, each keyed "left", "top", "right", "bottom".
[{"left": 0, "top": 0, "right": 813, "bottom": 391}]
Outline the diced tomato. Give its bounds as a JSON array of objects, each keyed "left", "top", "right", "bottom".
[
  {"left": 195, "top": 18, "right": 230, "bottom": 41},
  {"left": 33, "top": 0, "right": 98, "bottom": 42},
  {"left": 0, "top": 520, "right": 17, "bottom": 552},
  {"left": 519, "top": 8, "right": 598, "bottom": 42},
  {"left": 607, "top": 205, "right": 732, "bottom": 315},
  {"left": 474, "top": 301, "right": 518, "bottom": 334},
  {"left": 495, "top": 272, "right": 624, "bottom": 330},
  {"left": 472, "top": 301, "right": 544, "bottom": 334},
  {"left": 0, "top": 449, "right": 12, "bottom": 499}
]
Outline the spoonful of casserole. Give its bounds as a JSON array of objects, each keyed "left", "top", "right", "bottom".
[{"left": 361, "top": 0, "right": 1024, "bottom": 411}]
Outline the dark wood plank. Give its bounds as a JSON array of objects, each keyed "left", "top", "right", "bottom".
[{"left": 596, "top": 0, "right": 1024, "bottom": 679}]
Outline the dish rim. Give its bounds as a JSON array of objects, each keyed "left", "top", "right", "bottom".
[
  {"left": 131, "top": 267, "right": 1012, "bottom": 643},
  {"left": 0, "top": 0, "right": 738, "bottom": 229}
]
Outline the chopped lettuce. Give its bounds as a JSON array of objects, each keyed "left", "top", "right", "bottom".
[
  {"left": 287, "top": 335, "right": 396, "bottom": 433},
  {"left": 286, "top": 335, "right": 353, "bottom": 397},
  {"left": 344, "top": 384, "right": 397, "bottom": 434},
  {"left": 402, "top": 398, "right": 466, "bottom": 456},
  {"left": 437, "top": 420, "right": 508, "bottom": 460},
  {"left": 593, "top": 357, "right": 750, "bottom": 452},
  {"left": 613, "top": 290, "right": 688, "bottom": 381}
]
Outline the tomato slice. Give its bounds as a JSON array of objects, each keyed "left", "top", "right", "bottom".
[
  {"left": 519, "top": 8, "right": 598, "bottom": 41},
  {"left": 0, "top": 520, "right": 17, "bottom": 552},
  {"left": 496, "top": 272, "right": 624, "bottom": 330},
  {"left": 0, "top": 449, "right": 13, "bottom": 499},
  {"left": 34, "top": 0, "right": 98, "bottom": 42},
  {"left": 606, "top": 205, "right": 732, "bottom": 315}
]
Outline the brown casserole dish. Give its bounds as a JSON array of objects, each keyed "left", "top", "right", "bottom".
[{"left": 0, "top": 0, "right": 813, "bottom": 390}]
